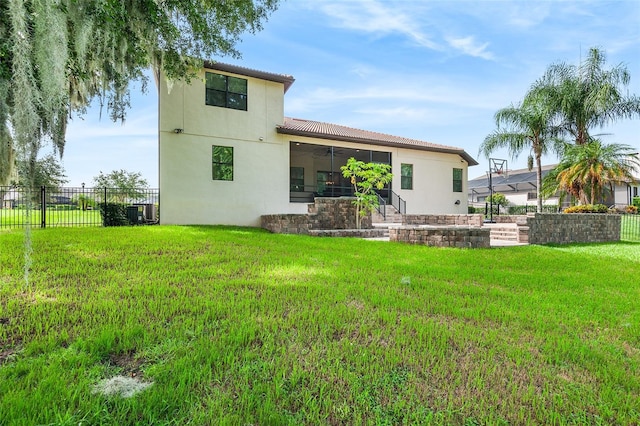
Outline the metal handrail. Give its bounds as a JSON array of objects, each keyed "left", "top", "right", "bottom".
[
  {"left": 374, "top": 192, "right": 386, "bottom": 219},
  {"left": 390, "top": 190, "right": 406, "bottom": 215}
]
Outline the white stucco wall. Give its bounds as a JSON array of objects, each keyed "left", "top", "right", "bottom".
[
  {"left": 159, "top": 69, "right": 291, "bottom": 226},
  {"left": 159, "top": 67, "right": 474, "bottom": 226},
  {"left": 393, "top": 149, "right": 469, "bottom": 214}
]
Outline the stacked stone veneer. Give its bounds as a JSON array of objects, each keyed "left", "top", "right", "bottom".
[
  {"left": 261, "top": 197, "right": 371, "bottom": 235},
  {"left": 526, "top": 213, "right": 620, "bottom": 245},
  {"left": 491, "top": 215, "right": 520, "bottom": 224},
  {"left": 309, "top": 229, "right": 386, "bottom": 238},
  {"left": 390, "top": 226, "right": 490, "bottom": 248},
  {"left": 403, "top": 214, "right": 484, "bottom": 227}
]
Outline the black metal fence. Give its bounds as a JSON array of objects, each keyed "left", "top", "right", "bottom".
[
  {"left": 621, "top": 214, "right": 640, "bottom": 242},
  {"left": 507, "top": 204, "right": 561, "bottom": 214},
  {"left": 0, "top": 186, "right": 159, "bottom": 229}
]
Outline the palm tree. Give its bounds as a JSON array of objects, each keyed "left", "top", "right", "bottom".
[
  {"left": 543, "top": 139, "right": 640, "bottom": 205},
  {"left": 539, "top": 47, "right": 640, "bottom": 146},
  {"left": 479, "top": 90, "right": 562, "bottom": 213}
]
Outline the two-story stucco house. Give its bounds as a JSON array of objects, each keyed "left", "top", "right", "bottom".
[{"left": 159, "top": 62, "right": 478, "bottom": 226}]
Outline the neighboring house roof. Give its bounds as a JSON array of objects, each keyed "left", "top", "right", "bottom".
[
  {"left": 278, "top": 117, "right": 478, "bottom": 166},
  {"left": 469, "top": 163, "right": 640, "bottom": 194},
  {"left": 468, "top": 164, "right": 558, "bottom": 194},
  {"left": 204, "top": 61, "right": 295, "bottom": 93}
]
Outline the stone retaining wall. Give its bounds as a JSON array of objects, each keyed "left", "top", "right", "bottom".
[
  {"left": 260, "top": 214, "right": 312, "bottom": 234},
  {"left": 491, "top": 215, "right": 521, "bottom": 224},
  {"left": 403, "top": 214, "right": 483, "bottom": 227},
  {"left": 261, "top": 197, "right": 371, "bottom": 235},
  {"left": 390, "top": 226, "right": 490, "bottom": 248},
  {"left": 309, "top": 229, "right": 387, "bottom": 238},
  {"left": 527, "top": 213, "right": 620, "bottom": 244}
]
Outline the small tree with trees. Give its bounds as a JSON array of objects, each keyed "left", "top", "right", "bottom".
[
  {"left": 340, "top": 157, "right": 393, "bottom": 229},
  {"left": 92, "top": 169, "right": 149, "bottom": 203},
  {"left": 72, "top": 193, "right": 96, "bottom": 211},
  {"left": 486, "top": 192, "right": 509, "bottom": 211},
  {"left": 15, "top": 153, "right": 68, "bottom": 190}
]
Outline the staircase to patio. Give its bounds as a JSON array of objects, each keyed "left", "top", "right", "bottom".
[
  {"left": 371, "top": 205, "right": 404, "bottom": 238},
  {"left": 482, "top": 222, "right": 522, "bottom": 245},
  {"left": 372, "top": 205, "right": 403, "bottom": 223}
]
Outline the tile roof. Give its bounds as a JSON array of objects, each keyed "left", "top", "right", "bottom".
[
  {"left": 203, "top": 61, "right": 295, "bottom": 93},
  {"left": 278, "top": 117, "right": 478, "bottom": 166}
]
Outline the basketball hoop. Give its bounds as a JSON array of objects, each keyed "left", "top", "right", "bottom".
[
  {"left": 486, "top": 158, "right": 508, "bottom": 223},
  {"left": 490, "top": 158, "right": 508, "bottom": 179}
]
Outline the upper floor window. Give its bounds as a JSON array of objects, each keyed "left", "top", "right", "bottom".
[
  {"left": 453, "top": 168, "right": 463, "bottom": 192},
  {"left": 205, "top": 72, "right": 247, "bottom": 111},
  {"left": 401, "top": 164, "right": 413, "bottom": 190}
]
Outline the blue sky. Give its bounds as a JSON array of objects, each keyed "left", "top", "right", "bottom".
[{"left": 60, "top": 0, "right": 640, "bottom": 187}]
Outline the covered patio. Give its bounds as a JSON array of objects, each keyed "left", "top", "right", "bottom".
[{"left": 289, "top": 142, "right": 392, "bottom": 203}]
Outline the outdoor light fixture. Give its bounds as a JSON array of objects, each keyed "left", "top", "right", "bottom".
[
  {"left": 173, "top": 128, "right": 183, "bottom": 134},
  {"left": 259, "top": 137, "right": 264, "bottom": 141},
  {"left": 455, "top": 200, "right": 461, "bottom": 205}
]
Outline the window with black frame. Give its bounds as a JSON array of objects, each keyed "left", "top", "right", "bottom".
[
  {"left": 205, "top": 72, "right": 247, "bottom": 111},
  {"left": 453, "top": 168, "right": 463, "bottom": 192},
  {"left": 401, "top": 163, "right": 413, "bottom": 190},
  {"left": 212, "top": 146, "right": 233, "bottom": 181}
]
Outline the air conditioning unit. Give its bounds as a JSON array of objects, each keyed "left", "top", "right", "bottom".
[{"left": 133, "top": 203, "right": 158, "bottom": 223}]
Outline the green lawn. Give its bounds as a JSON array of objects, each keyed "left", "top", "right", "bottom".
[
  {"left": 1, "top": 226, "right": 639, "bottom": 425},
  {"left": 0, "top": 209, "right": 102, "bottom": 228}
]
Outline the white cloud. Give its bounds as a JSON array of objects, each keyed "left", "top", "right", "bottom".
[
  {"left": 318, "top": 0, "right": 441, "bottom": 50},
  {"left": 445, "top": 36, "right": 494, "bottom": 60},
  {"left": 317, "top": 0, "right": 499, "bottom": 60},
  {"left": 286, "top": 77, "right": 512, "bottom": 118}
]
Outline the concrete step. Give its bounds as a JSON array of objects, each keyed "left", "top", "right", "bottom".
[
  {"left": 371, "top": 212, "right": 403, "bottom": 223},
  {"left": 371, "top": 205, "right": 403, "bottom": 224},
  {"left": 488, "top": 226, "right": 519, "bottom": 241},
  {"left": 371, "top": 223, "right": 405, "bottom": 238}
]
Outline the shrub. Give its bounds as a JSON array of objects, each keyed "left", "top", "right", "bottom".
[
  {"left": 487, "top": 193, "right": 509, "bottom": 208},
  {"left": 626, "top": 205, "right": 638, "bottom": 214},
  {"left": 99, "top": 203, "right": 129, "bottom": 226},
  {"left": 633, "top": 196, "right": 640, "bottom": 208},
  {"left": 563, "top": 204, "right": 609, "bottom": 214},
  {"left": 468, "top": 206, "right": 476, "bottom": 214},
  {"left": 509, "top": 204, "right": 560, "bottom": 214}
]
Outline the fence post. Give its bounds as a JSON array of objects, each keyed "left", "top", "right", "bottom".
[
  {"left": 103, "top": 187, "right": 107, "bottom": 227},
  {"left": 41, "top": 186, "right": 46, "bottom": 228}
]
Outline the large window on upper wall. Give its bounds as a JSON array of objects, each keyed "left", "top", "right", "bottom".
[
  {"left": 401, "top": 164, "right": 413, "bottom": 190},
  {"left": 212, "top": 146, "right": 233, "bottom": 181},
  {"left": 453, "top": 168, "right": 463, "bottom": 192},
  {"left": 205, "top": 72, "right": 247, "bottom": 111}
]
